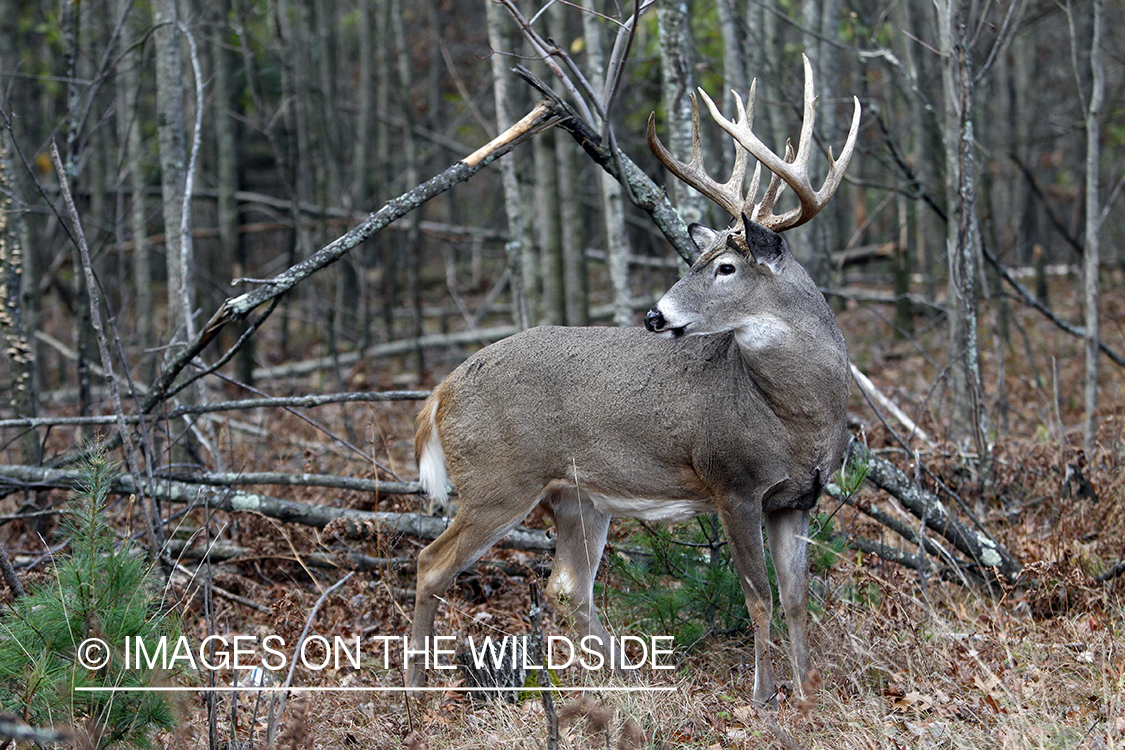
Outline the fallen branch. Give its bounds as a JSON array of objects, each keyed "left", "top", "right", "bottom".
[
  {"left": 167, "top": 539, "right": 549, "bottom": 583},
  {"left": 0, "top": 464, "right": 555, "bottom": 553},
  {"left": 0, "top": 719, "right": 69, "bottom": 746},
  {"left": 850, "top": 364, "right": 935, "bottom": 448},
  {"left": 847, "top": 444, "right": 1022, "bottom": 586},
  {"left": 1095, "top": 559, "right": 1125, "bottom": 583},
  {"left": 0, "top": 391, "right": 431, "bottom": 430},
  {"left": 252, "top": 326, "right": 519, "bottom": 381},
  {"left": 154, "top": 470, "right": 424, "bottom": 496}
]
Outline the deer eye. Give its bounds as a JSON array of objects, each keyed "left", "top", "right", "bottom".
[{"left": 717, "top": 263, "right": 736, "bottom": 276}]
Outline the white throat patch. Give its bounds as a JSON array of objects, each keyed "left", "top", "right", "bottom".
[{"left": 733, "top": 314, "right": 791, "bottom": 350}]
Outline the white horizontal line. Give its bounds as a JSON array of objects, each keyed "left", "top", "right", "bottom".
[{"left": 76, "top": 685, "right": 676, "bottom": 693}]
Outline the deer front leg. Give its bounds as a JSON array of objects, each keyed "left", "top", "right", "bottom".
[
  {"left": 718, "top": 499, "right": 777, "bottom": 706},
  {"left": 765, "top": 508, "right": 813, "bottom": 695},
  {"left": 545, "top": 489, "right": 616, "bottom": 666}
]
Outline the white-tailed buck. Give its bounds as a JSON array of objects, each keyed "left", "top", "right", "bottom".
[{"left": 408, "top": 55, "right": 860, "bottom": 705}]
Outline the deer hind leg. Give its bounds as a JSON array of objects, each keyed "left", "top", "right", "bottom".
[
  {"left": 765, "top": 508, "right": 812, "bottom": 695},
  {"left": 718, "top": 500, "right": 777, "bottom": 706},
  {"left": 406, "top": 484, "right": 541, "bottom": 688},
  {"left": 544, "top": 488, "right": 615, "bottom": 666}
]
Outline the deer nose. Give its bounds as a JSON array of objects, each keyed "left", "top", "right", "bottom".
[{"left": 644, "top": 306, "right": 665, "bottom": 332}]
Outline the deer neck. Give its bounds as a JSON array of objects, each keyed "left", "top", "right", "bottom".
[{"left": 729, "top": 305, "right": 848, "bottom": 428}]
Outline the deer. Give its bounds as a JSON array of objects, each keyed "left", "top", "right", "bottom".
[{"left": 406, "top": 55, "right": 860, "bottom": 706}]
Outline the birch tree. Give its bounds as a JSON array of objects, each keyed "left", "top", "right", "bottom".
[
  {"left": 1081, "top": 0, "right": 1105, "bottom": 451},
  {"left": 580, "top": 0, "right": 635, "bottom": 327},
  {"left": 153, "top": 0, "right": 193, "bottom": 340},
  {"left": 0, "top": 138, "right": 39, "bottom": 465},
  {"left": 486, "top": 0, "right": 532, "bottom": 329}
]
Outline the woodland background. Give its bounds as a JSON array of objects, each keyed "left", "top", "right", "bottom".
[{"left": 1, "top": 0, "right": 1124, "bottom": 748}]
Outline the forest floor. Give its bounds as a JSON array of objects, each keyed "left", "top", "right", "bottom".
[{"left": 4, "top": 274, "right": 1125, "bottom": 749}]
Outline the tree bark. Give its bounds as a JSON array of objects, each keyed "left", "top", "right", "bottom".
[
  {"left": 1082, "top": 0, "right": 1105, "bottom": 452},
  {"left": 0, "top": 136, "right": 40, "bottom": 465},
  {"left": 656, "top": 0, "right": 707, "bottom": 226},
  {"left": 154, "top": 0, "right": 192, "bottom": 340},
  {"left": 486, "top": 0, "right": 533, "bottom": 329},
  {"left": 580, "top": 3, "right": 635, "bottom": 327},
  {"left": 115, "top": 0, "right": 152, "bottom": 358},
  {"left": 937, "top": 0, "right": 989, "bottom": 491}
]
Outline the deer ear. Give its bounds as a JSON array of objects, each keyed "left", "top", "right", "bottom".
[
  {"left": 688, "top": 223, "right": 721, "bottom": 252},
  {"left": 742, "top": 217, "right": 785, "bottom": 274}
]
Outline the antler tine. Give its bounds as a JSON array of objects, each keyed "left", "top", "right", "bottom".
[
  {"left": 697, "top": 53, "right": 862, "bottom": 232},
  {"left": 647, "top": 92, "right": 753, "bottom": 220},
  {"left": 753, "top": 141, "right": 794, "bottom": 225}
]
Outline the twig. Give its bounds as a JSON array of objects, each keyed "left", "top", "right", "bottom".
[
  {"left": 49, "top": 141, "right": 160, "bottom": 549},
  {"left": 529, "top": 581, "right": 559, "bottom": 750},
  {"left": 268, "top": 571, "right": 355, "bottom": 745},
  {"left": 0, "top": 540, "right": 24, "bottom": 598},
  {"left": 169, "top": 559, "right": 270, "bottom": 613},
  {"left": 982, "top": 244, "right": 1125, "bottom": 369}
]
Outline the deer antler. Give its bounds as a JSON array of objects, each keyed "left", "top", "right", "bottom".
[{"left": 649, "top": 54, "right": 861, "bottom": 233}]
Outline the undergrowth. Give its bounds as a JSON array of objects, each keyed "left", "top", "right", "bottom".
[
  {"left": 606, "top": 511, "right": 847, "bottom": 650},
  {"left": 0, "top": 452, "right": 179, "bottom": 747}
]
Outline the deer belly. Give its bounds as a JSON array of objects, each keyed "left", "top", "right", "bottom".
[{"left": 586, "top": 493, "right": 715, "bottom": 523}]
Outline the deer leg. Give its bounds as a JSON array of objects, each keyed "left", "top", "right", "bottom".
[
  {"left": 406, "top": 489, "right": 540, "bottom": 687},
  {"left": 718, "top": 500, "right": 777, "bottom": 706},
  {"left": 765, "top": 508, "right": 813, "bottom": 695},
  {"left": 544, "top": 489, "right": 615, "bottom": 666}
]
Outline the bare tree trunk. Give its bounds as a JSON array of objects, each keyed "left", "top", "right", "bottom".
[
  {"left": 391, "top": 0, "right": 425, "bottom": 372},
  {"left": 0, "top": 136, "right": 40, "bottom": 465},
  {"left": 486, "top": 0, "right": 531, "bottom": 329},
  {"left": 748, "top": 0, "right": 785, "bottom": 164},
  {"left": 716, "top": 0, "right": 747, "bottom": 174},
  {"left": 802, "top": 0, "right": 843, "bottom": 281},
  {"left": 581, "top": 2, "right": 633, "bottom": 327},
  {"left": 212, "top": 0, "right": 249, "bottom": 383},
  {"left": 353, "top": 0, "right": 374, "bottom": 206},
  {"left": 549, "top": 3, "right": 586, "bottom": 327},
  {"left": 373, "top": 0, "right": 396, "bottom": 338},
  {"left": 154, "top": 0, "right": 192, "bottom": 340},
  {"left": 558, "top": 133, "right": 587, "bottom": 326},
  {"left": 115, "top": 0, "right": 151, "bottom": 360},
  {"left": 535, "top": 128, "right": 563, "bottom": 326},
  {"left": 61, "top": 0, "right": 93, "bottom": 424},
  {"left": 656, "top": 0, "right": 706, "bottom": 226},
  {"left": 1082, "top": 0, "right": 1105, "bottom": 452},
  {"left": 937, "top": 0, "right": 990, "bottom": 492},
  {"left": 900, "top": 0, "right": 939, "bottom": 301}
]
